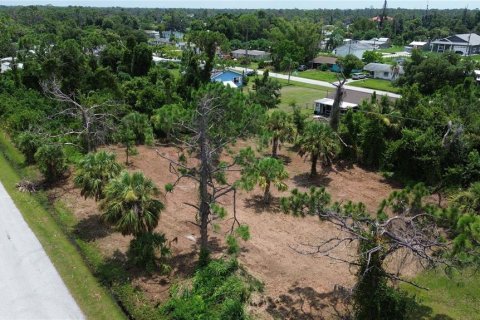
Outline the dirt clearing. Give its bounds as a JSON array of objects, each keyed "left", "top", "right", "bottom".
[{"left": 57, "top": 141, "right": 401, "bottom": 319}]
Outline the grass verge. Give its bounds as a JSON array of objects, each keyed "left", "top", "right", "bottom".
[
  {"left": 404, "top": 268, "right": 480, "bottom": 320},
  {"left": 349, "top": 78, "right": 400, "bottom": 93},
  {"left": 0, "top": 132, "right": 127, "bottom": 320}
]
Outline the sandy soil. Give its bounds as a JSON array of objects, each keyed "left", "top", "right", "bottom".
[{"left": 56, "top": 141, "right": 408, "bottom": 319}]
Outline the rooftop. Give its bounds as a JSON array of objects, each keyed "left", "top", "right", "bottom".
[
  {"left": 364, "top": 63, "right": 404, "bottom": 74},
  {"left": 312, "top": 56, "right": 338, "bottom": 65},
  {"left": 231, "top": 49, "right": 270, "bottom": 56},
  {"left": 432, "top": 33, "right": 480, "bottom": 46}
]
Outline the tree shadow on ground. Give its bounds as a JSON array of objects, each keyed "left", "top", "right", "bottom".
[
  {"left": 74, "top": 214, "right": 113, "bottom": 241},
  {"left": 333, "top": 160, "right": 355, "bottom": 172},
  {"left": 276, "top": 154, "right": 293, "bottom": 165},
  {"left": 244, "top": 194, "right": 283, "bottom": 214},
  {"left": 293, "top": 172, "right": 333, "bottom": 188},
  {"left": 265, "top": 284, "right": 352, "bottom": 320},
  {"left": 405, "top": 295, "right": 455, "bottom": 320}
]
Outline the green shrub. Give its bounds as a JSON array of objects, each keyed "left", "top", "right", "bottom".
[
  {"left": 127, "top": 232, "right": 171, "bottom": 272},
  {"left": 15, "top": 131, "right": 42, "bottom": 165},
  {"left": 34, "top": 144, "right": 67, "bottom": 183},
  {"left": 161, "top": 259, "right": 251, "bottom": 320}
]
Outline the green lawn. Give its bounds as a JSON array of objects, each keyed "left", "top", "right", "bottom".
[
  {"left": 277, "top": 81, "right": 330, "bottom": 114},
  {"left": 286, "top": 69, "right": 339, "bottom": 83},
  {"left": 349, "top": 78, "right": 400, "bottom": 93},
  {"left": 404, "top": 268, "right": 480, "bottom": 320},
  {"left": 378, "top": 45, "right": 406, "bottom": 53},
  {"left": 0, "top": 133, "right": 126, "bottom": 320}
]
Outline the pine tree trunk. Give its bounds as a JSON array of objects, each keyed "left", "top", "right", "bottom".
[
  {"left": 198, "top": 99, "right": 211, "bottom": 258},
  {"left": 311, "top": 153, "right": 318, "bottom": 177},
  {"left": 263, "top": 181, "right": 271, "bottom": 204}
]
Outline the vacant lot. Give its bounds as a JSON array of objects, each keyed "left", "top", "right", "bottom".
[{"left": 56, "top": 140, "right": 407, "bottom": 319}]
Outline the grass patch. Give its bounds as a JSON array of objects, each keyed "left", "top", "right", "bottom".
[
  {"left": 0, "top": 133, "right": 126, "bottom": 320},
  {"left": 378, "top": 45, "right": 406, "bottom": 54},
  {"left": 349, "top": 78, "right": 400, "bottom": 93},
  {"left": 277, "top": 81, "right": 330, "bottom": 114},
  {"left": 285, "top": 69, "right": 339, "bottom": 83},
  {"left": 404, "top": 268, "right": 480, "bottom": 320}
]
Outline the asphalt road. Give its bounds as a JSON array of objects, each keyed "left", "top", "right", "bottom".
[
  {"left": 0, "top": 182, "right": 84, "bottom": 320},
  {"left": 232, "top": 67, "right": 402, "bottom": 99}
]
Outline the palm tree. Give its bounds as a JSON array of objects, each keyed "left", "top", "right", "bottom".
[
  {"left": 239, "top": 156, "right": 289, "bottom": 204},
  {"left": 297, "top": 121, "right": 340, "bottom": 177},
  {"left": 265, "top": 110, "right": 296, "bottom": 157},
  {"left": 74, "top": 151, "right": 122, "bottom": 201},
  {"left": 101, "top": 171, "right": 164, "bottom": 237},
  {"left": 390, "top": 61, "right": 400, "bottom": 80}
]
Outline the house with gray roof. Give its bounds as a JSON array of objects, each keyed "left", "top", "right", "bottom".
[
  {"left": 363, "top": 63, "right": 404, "bottom": 81},
  {"left": 430, "top": 33, "right": 480, "bottom": 56},
  {"left": 231, "top": 49, "right": 270, "bottom": 61},
  {"left": 333, "top": 42, "right": 375, "bottom": 59}
]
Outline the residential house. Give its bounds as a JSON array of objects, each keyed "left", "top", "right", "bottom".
[
  {"left": 359, "top": 37, "right": 391, "bottom": 49},
  {"left": 409, "top": 41, "right": 428, "bottom": 50},
  {"left": 430, "top": 33, "right": 480, "bottom": 56},
  {"left": 231, "top": 49, "right": 270, "bottom": 61},
  {"left": 333, "top": 42, "right": 375, "bottom": 59},
  {"left": 314, "top": 88, "right": 399, "bottom": 118},
  {"left": 363, "top": 63, "right": 404, "bottom": 81},
  {"left": 211, "top": 69, "right": 244, "bottom": 88},
  {"left": 313, "top": 98, "right": 358, "bottom": 117},
  {"left": 311, "top": 56, "right": 338, "bottom": 70}
]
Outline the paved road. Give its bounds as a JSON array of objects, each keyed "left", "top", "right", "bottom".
[
  {"left": 233, "top": 67, "right": 402, "bottom": 99},
  {"left": 0, "top": 182, "right": 84, "bottom": 320}
]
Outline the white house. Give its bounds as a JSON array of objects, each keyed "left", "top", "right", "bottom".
[
  {"left": 313, "top": 98, "right": 358, "bottom": 118},
  {"left": 363, "top": 63, "right": 404, "bottom": 81},
  {"left": 333, "top": 42, "right": 375, "bottom": 59}
]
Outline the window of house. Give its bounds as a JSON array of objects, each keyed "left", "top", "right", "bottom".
[{"left": 384, "top": 72, "right": 389, "bottom": 77}]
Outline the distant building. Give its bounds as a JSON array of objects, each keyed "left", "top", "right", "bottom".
[
  {"left": 404, "top": 41, "right": 429, "bottom": 53},
  {"left": 430, "top": 33, "right": 480, "bottom": 56},
  {"left": 359, "top": 37, "right": 390, "bottom": 49},
  {"left": 211, "top": 69, "right": 244, "bottom": 88},
  {"left": 231, "top": 49, "right": 270, "bottom": 61},
  {"left": 313, "top": 98, "right": 358, "bottom": 118},
  {"left": 145, "top": 30, "right": 186, "bottom": 48},
  {"left": 0, "top": 57, "right": 23, "bottom": 73},
  {"left": 371, "top": 16, "right": 394, "bottom": 23},
  {"left": 364, "top": 63, "right": 404, "bottom": 81},
  {"left": 311, "top": 56, "right": 338, "bottom": 70},
  {"left": 333, "top": 42, "right": 375, "bottom": 59}
]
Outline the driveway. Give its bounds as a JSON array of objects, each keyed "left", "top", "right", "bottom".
[
  {"left": 0, "top": 182, "right": 84, "bottom": 319},
  {"left": 233, "top": 67, "right": 402, "bottom": 99}
]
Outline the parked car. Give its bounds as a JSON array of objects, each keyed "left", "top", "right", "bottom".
[
  {"left": 351, "top": 73, "right": 366, "bottom": 80},
  {"left": 245, "top": 70, "right": 257, "bottom": 76},
  {"left": 297, "top": 64, "right": 308, "bottom": 71}
]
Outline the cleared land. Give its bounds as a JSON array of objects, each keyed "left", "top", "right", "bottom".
[{"left": 55, "top": 142, "right": 411, "bottom": 319}]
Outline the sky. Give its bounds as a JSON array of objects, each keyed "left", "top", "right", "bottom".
[{"left": 0, "top": 0, "right": 477, "bottom": 9}]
